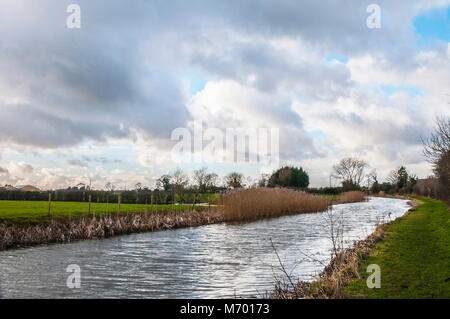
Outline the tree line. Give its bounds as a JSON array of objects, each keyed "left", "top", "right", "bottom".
[{"left": 1, "top": 115, "right": 447, "bottom": 203}]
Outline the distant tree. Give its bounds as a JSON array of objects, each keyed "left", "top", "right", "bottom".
[
  {"left": 387, "top": 166, "right": 417, "bottom": 193},
  {"left": 387, "top": 166, "right": 408, "bottom": 189},
  {"left": 332, "top": 157, "right": 368, "bottom": 189},
  {"left": 156, "top": 174, "right": 172, "bottom": 191},
  {"left": 225, "top": 172, "right": 244, "bottom": 189},
  {"left": 257, "top": 173, "right": 270, "bottom": 187},
  {"left": 172, "top": 168, "right": 189, "bottom": 194},
  {"left": 193, "top": 167, "right": 208, "bottom": 193},
  {"left": 422, "top": 115, "right": 450, "bottom": 200},
  {"left": 205, "top": 173, "right": 219, "bottom": 192},
  {"left": 422, "top": 115, "right": 450, "bottom": 165},
  {"left": 268, "top": 166, "right": 309, "bottom": 188},
  {"left": 105, "top": 182, "right": 114, "bottom": 192}
]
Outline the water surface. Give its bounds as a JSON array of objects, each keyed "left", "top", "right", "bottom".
[{"left": 0, "top": 197, "right": 410, "bottom": 298}]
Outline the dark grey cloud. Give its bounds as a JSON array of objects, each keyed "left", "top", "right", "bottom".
[
  {"left": 0, "top": 0, "right": 192, "bottom": 149},
  {"left": 66, "top": 159, "right": 88, "bottom": 168},
  {"left": 0, "top": 167, "right": 8, "bottom": 174},
  {"left": 0, "top": 0, "right": 446, "bottom": 154},
  {"left": 16, "top": 163, "right": 34, "bottom": 174},
  {"left": 82, "top": 156, "right": 122, "bottom": 164}
]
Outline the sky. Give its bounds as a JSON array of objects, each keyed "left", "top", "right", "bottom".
[{"left": 0, "top": 0, "right": 449, "bottom": 190}]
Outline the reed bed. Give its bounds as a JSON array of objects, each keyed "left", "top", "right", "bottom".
[
  {"left": 220, "top": 188, "right": 332, "bottom": 222},
  {"left": 0, "top": 209, "right": 222, "bottom": 250},
  {"left": 336, "top": 191, "right": 367, "bottom": 204}
]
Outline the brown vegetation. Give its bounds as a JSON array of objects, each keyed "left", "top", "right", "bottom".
[
  {"left": 220, "top": 188, "right": 332, "bottom": 222},
  {"left": 0, "top": 210, "right": 222, "bottom": 250},
  {"left": 336, "top": 191, "right": 367, "bottom": 204}
]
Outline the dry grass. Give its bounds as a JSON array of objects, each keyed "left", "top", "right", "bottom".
[
  {"left": 337, "top": 191, "right": 367, "bottom": 204},
  {"left": 220, "top": 188, "right": 332, "bottom": 222}
]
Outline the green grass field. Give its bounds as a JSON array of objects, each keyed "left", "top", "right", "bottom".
[
  {"left": 345, "top": 197, "right": 450, "bottom": 298},
  {"left": 0, "top": 200, "right": 208, "bottom": 225}
]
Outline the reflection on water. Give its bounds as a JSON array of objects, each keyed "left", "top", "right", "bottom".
[{"left": 0, "top": 197, "right": 409, "bottom": 298}]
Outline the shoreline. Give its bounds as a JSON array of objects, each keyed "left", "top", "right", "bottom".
[
  {"left": 270, "top": 198, "right": 421, "bottom": 299},
  {"left": 0, "top": 210, "right": 223, "bottom": 251},
  {"left": 0, "top": 193, "right": 370, "bottom": 251}
]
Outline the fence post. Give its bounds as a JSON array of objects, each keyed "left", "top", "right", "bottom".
[
  {"left": 88, "top": 194, "right": 91, "bottom": 215},
  {"left": 150, "top": 195, "right": 153, "bottom": 213},
  {"left": 48, "top": 192, "right": 52, "bottom": 217},
  {"left": 208, "top": 195, "right": 211, "bottom": 212},
  {"left": 118, "top": 193, "right": 121, "bottom": 216},
  {"left": 145, "top": 196, "right": 148, "bottom": 214},
  {"left": 192, "top": 194, "right": 196, "bottom": 211},
  {"left": 172, "top": 190, "right": 175, "bottom": 212}
]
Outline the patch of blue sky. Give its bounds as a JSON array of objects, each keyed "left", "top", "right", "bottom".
[
  {"left": 309, "top": 129, "right": 327, "bottom": 139},
  {"left": 379, "top": 84, "right": 423, "bottom": 98},
  {"left": 189, "top": 76, "right": 208, "bottom": 96},
  {"left": 413, "top": 6, "right": 450, "bottom": 45},
  {"left": 326, "top": 54, "right": 348, "bottom": 64}
]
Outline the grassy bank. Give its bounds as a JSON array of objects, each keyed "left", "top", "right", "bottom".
[
  {"left": 0, "top": 189, "right": 368, "bottom": 250},
  {"left": 273, "top": 197, "right": 449, "bottom": 299},
  {"left": 344, "top": 197, "right": 449, "bottom": 298},
  {"left": 0, "top": 200, "right": 208, "bottom": 225}
]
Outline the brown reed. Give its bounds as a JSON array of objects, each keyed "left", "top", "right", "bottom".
[
  {"left": 337, "top": 191, "right": 367, "bottom": 204},
  {"left": 0, "top": 209, "right": 222, "bottom": 250},
  {"left": 220, "top": 188, "right": 332, "bottom": 222}
]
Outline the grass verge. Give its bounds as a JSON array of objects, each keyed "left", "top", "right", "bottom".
[
  {"left": 344, "top": 197, "right": 449, "bottom": 298},
  {"left": 0, "top": 200, "right": 208, "bottom": 225},
  {"left": 272, "top": 197, "right": 449, "bottom": 298}
]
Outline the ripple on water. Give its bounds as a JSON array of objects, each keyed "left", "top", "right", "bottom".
[{"left": 0, "top": 197, "right": 410, "bottom": 298}]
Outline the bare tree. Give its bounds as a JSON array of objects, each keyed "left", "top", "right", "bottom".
[
  {"left": 224, "top": 172, "right": 244, "bottom": 189},
  {"left": 422, "top": 116, "right": 450, "bottom": 182},
  {"left": 322, "top": 209, "right": 345, "bottom": 259},
  {"left": 172, "top": 168, "right": 189, "bottom": 193},
  {"left": 193, "top": 167, "right": 208, "bottom": 193},
  {"left": 422, "top": 115, "right": 450, "bottom": 200},
  {"left": 386, "top": 169, "right": 399, "bottom": 185},
  {"left": 257, "top": 173, "right": 270, "bottom": 187},
  {"left": 422, "top": 115, "right": 450, "bottom": 164},
  {"left": 205, "top": 172, "right": 219, "bottom": 192},
  {"left": 105, "top": 182, "right": 114, "bottom": 191},
  {"left": 332, "top": 157, "right": 368, "bottom": 187},
  {"left": 156, "top": 174, "right": 172, "bottom": 191}
]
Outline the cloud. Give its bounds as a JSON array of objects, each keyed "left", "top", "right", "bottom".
[
  {"left": 188, "top": 80, "right": 320, "bottom": 161},
  {"left": 66, "top": 159, "right": 88, "bottom": 168},
  {"left": 0, "top": 0, "right": 449, "bottom": 188}
]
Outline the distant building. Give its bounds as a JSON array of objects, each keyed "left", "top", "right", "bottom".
[
  {"left": 4, "top": 185, "right": 18, "bottom": 191},
  {"left": 0, "top": 185, "right": 41, "bottom": 192},
  {"left": 18, "top": 185, "right": 41, "bottom": 192}
]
